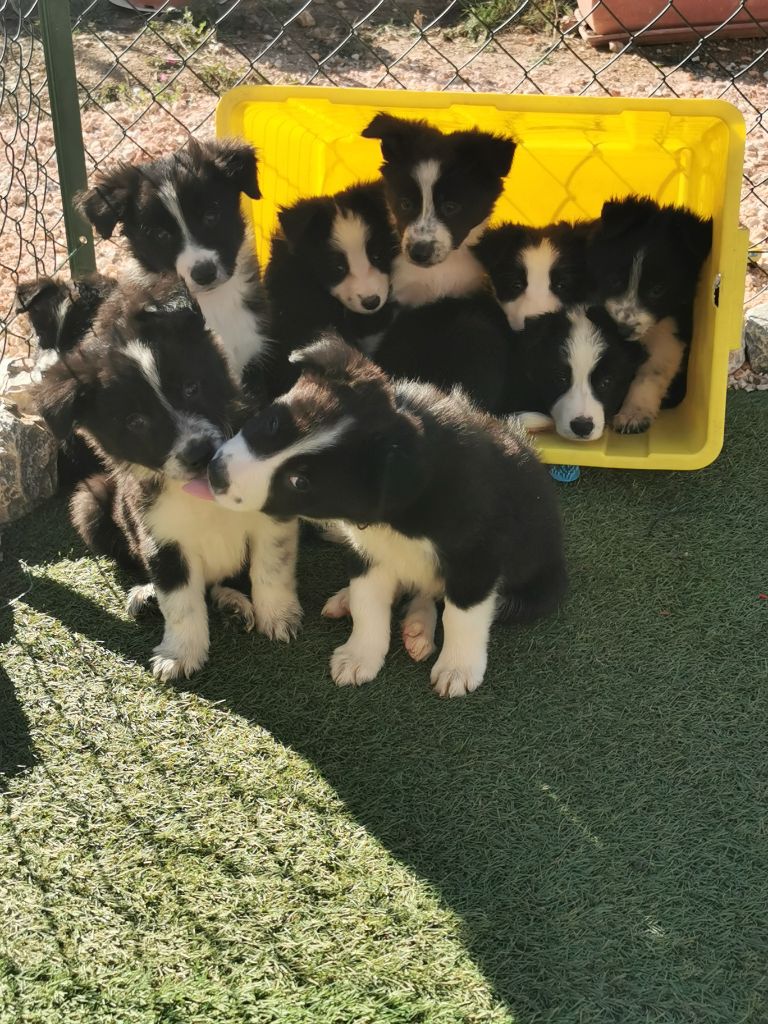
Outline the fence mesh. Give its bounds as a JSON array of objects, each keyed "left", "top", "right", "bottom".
[{"left": 2, "top": 0, "right": 768, "bottom": 371}]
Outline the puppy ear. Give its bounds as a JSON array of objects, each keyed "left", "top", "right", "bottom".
[
  {"left": 472, "top": 224, "right": 525, "bottom": 271},
  {"left": 205, "top": 139, "right": 261, "bottom": 199},
  {"left": 289, "top": 333, "right": 373, "bottom": 382},
  {"left": 16, "top": 277, "right": 72, "bottom": 351},
  {"left": 453, "top": 130, "right": 516, "bottom": 178},
  {"left": 35, "top": 354, "right": 93, "bottom": 439},
  {"left": 134, "top": 282, "right": 203, "bottom": 330},
  {"left": 278, "top": 197, "right": 334, "bottom": 246},
  {"left": 361, "top": 112, "right": 429, "bottom": 162},
  {"left": 679, "top": 212, "right": 713, "bottom": 266},
  {"left": 598, "top": 195, "right": 659, "bottom": 240},
  {"left": 74, "top": 163, "right": 140, "bottom": 239}
]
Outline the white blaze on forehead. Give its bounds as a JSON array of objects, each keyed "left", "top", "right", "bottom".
[
  {"left": 605, "top": 249, "right": 654, "bottom": 339},
  {"left": 413, "top": 159, "right": 440, "bottom": 229},
  {"left": 212, "top": 416, "right": 353, "bottom": 511},
  {"left": 159, "top": 181, "right": 223, "bottom": 290},
  {"left": 503, "top": 239, "right": 560, "bottom": 330},
  {"left": 550, "top": 310, "right": 607, "bottom": 441},
  {"left": 402, "top": 159, "right": 453, "bottom": 262},
  {"left": 329, "top": 210, "right": 390, "bottom": 314},
  {"left": 125, "top": 340, "right": 162, "bottom": 393}
]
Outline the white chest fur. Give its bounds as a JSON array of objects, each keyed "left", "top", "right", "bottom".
[
  {"left": 391, "top": 246, "right": 486, "bottom": 306},
  {"left": 197, "top": 271, "right": 268, "bottom": 378},
  {"left": 341, "top": 523, "right": 444, "bottom": 595}
]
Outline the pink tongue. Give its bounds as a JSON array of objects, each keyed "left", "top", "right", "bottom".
[{"left": 183, "top": 477, "right": 215, "bottom": 501}]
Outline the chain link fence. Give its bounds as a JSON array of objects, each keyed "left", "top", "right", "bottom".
[{"left": 2, "top": 0, "right": 768, "bottom": 372}]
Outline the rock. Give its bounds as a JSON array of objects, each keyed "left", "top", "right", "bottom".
[
  {"left": 744, "top": 304, "right": 768, "bottom": 374},
  {"left": 0, "top": 400, "right": 58, "bottom": 526},
  {"left": 296, "top": 9, "right": 315, "bottom": 27}
]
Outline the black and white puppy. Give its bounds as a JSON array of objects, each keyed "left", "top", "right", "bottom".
[
  {"left": 35, "top": 279, "right": 301, "bottom": 681},
  {"left": 508, "top": 306, "right": 646, "bottom": 442},
  {"left": 205, "top": 335, "right": 566, "bottom": 698},
  {"left": 373, "top": 291, "right": 513, "bottom": 414},
  {"left": 76, "top": 138, "right": 271, "bottom": 389},
  {"left": 265, "top": 180, "right": 398, "bottom": 360},
  {"left": 362, "top": 113, "right": 516, "bottom": 306},
  {"left": 472, "top": 221, "right": 592, "bottom": 329},
  {"left": 587, "top": 196, "right": 713, "bottom": 433}
]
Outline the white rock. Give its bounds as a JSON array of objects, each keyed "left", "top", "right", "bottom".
[
  {"left": 0, "top": 400, "right": 58, "bottom": 525},
  {"left": 744, "top": 304, "right": 768, "bottom": 374}
]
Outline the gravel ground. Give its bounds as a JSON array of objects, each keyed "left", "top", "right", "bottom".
[{"left": 2, "top": 2, "right": 768, "bottom": 365}]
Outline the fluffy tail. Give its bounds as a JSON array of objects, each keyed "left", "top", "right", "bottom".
[
  {"left": 497, "top": 561, "right": 568, "bottom": 625},
  {"left": 70, "top": 474, "right": 147, "bottom": 580}
]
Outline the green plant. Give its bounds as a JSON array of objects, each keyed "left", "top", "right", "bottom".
[{"left": 461, "top": 0, "right": 575, "bottom": 39}]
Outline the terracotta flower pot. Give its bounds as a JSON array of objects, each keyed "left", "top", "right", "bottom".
[
  {"left": 577, "top": 0, "right": 768, "bottom": 45},
  {"left": 108, "top": 0, "right": 189, "bottom": 12}
]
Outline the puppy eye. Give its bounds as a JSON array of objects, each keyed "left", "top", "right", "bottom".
[
  {"left": 606, "top": 273, "right": 623, "bottom": 291},
  {"left": 332, "top": 256, "right": 347, "bottom": 276},
  {"left": 596, "top": 374, "right": 613, "bottom": 390},
  {"left": 182, "top": 380, "right": 200, "bottom": 398},
  {"left": 288, "top": 473, "right": 310, "bottom": 492},
  {"left": 441, "top": 200, "right": 461, "bottom": 216},
  {"left": 153, "top": 226, "right": 172, "bottom": 241},
  {"left": 202, "top": 209, "right": 220, "bottom": 227},
  {"left": 126, "top": 412, "right": 150, "bottom": 433},
  {"left": 648, "top": 283, "right": 666, "bottom": 299},
  {"left": 399, "top": 197, "right": 414, "bottom": 213},
  {"left": 266, "top": 412, "right": 279, "bottom": 435}
]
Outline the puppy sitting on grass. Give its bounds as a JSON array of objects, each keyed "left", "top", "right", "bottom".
[{"left": 200, "top": 335, "right": 567, "bottom": 698}]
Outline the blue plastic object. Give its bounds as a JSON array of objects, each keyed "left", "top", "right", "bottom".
[{"left": 550, "top": 464, "right": 581, "bottom": 484}]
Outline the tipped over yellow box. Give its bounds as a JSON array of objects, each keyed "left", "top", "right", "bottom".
[{"left": 217, "top": 85, "right": 748, "bottom": 471}]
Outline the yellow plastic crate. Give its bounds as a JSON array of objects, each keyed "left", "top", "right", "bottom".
[{"left": 216, "top": 85, "right": 749, "bottom": 471}]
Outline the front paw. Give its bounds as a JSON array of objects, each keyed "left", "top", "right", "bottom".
[
  {"left": 255, "top": 596, "right": 303, "bottom": 642},
  {"left": 322, "top": 587, "right": 351, "bottom": 619},
  {"left": 430, "top": 658, "right": 485, "bottom": 698},
  {"left": 402, "top": 611, "right": 436, "bottom": 662},
  {"left": 330, "top": 643, "right": 385, "bottom": 687},
  {"left": 211, "top": 584, "right": 256, "bottom": 631},
  {"left": 150, "top": 643, "right": 208, "bottom": 681},
  {"left": 613, "top": 409, "right": 653, "bottom": 435},
  {"left": 126, "top": 583, "right": 156, "bottom": 617}
]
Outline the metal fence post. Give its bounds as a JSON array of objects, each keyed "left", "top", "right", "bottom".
[{"left": 38, "top": 0, "right": 96, "bottom": 279}]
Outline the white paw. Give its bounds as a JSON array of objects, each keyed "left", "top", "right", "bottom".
[
  {"left": 126, "top": 583, "right": 155, "bottom": 617},
  {"left": 322, "top": 587, "right": 351, "bottom": 619},
  {"left": 402, "top": 612, "right": 436, "bottom": 662},
  {"left": 254, "top": 597, "right": 303, "bottom": 642},
  {"left": 613, "top": 407, "right": 654, "bottom": 435},
  {"left": 211, "top": 584, "right": 256, "bottom": 631},
  {"left": 150, "top": 644, "right": 208, "bottom": 681},
  {"left": 330, "top": 643, "right": 385, "bottom": 687},
  {"left": 430, "top": 659, "right": 485, "bottom": 698}
]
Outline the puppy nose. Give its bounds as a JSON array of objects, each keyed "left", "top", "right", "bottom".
[
  {"left": 407, "top": 240, "right": 435, "bottom": 265},
  {"left": 207, "top": 453, "right": 230, "bottom": 494},
  {"left": 360, "top": 294, "right": 381, "bottom": 311},
  {"left": 190, "top": 260, "right": 217, "bottom": 287},
  {"left": 570, "top": 416, "right": 594, "bottom": 439},
  {"left": 181, "top": 436, "right": 217, "bottom": 472}
]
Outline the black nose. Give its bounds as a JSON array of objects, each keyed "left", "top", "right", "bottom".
[
  {"left": 407, "top": 241, "right": 435, "bottom": 265},
  {"left": 570, "top": 416, "right": 594, "bottom": 438},
  {"left": 190, "top": 260, "right": 217, "bottom": 287},
  {"left": 181, "top": 436, "right": 217, "bottom": 473},
  {"left": 207, "top": 453, "right": 229, "bottom": 494},
  {"left": 360, "top": 294, "right": 381, "bottom": 311}
]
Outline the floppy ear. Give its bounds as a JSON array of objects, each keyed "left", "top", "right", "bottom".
[
  {"left": 35, "top": 355, "right": 93, "bottom": 439},
  {"left": 377, "top": 433, "right": 426, "bottom": 517},
  {"left": 453, "top": 130, "right": 516, "bottom": 179},
  {"left": 680, "top": 212, "right": 713, "bottom": 267},
  {"left": 278, "top": 197, "right": 334, "bottom": 246},
  {"left": 16, "top": 277, "right": 72, "bottom": 351},
  {"left": 472, "top": 224, "right": 525, "bottom": 272},
  {"left": 203, "top": 139, "right": 261, "bottom": 199},
  {"left": 361, "top": 112, "right": 429, "bottom": 162},
  {"left": 598, "top": 195, "right": 658, "bottom": 240},
  {"left": 289, "top": 333, "right": 373, "bottom": 383},
  {"left": 74, "top": 163, "right": 141, "bottom": 239}
]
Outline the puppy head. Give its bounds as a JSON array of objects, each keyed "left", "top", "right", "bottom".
[
  {"left": 589, "top": 196, "right": 713, "bottom": 339},
  {"left": 518, "top": 306, "right": 644, "bottom": 442},
  {"left": 75, "top": 138, "right": 260, "bottom": 294},
  {"left": 36, "top": 281, "right": 238, "bottom": 481},
  {"left": 207, "top": 333, "right": 425, "bottom": 521},
  {"left": 362, "top": 112, "right": 515, "bottom": 267},
  {"left": 278, "top": 182, "right": 396, "bottom": 315},
  {"left": 473, "top": 221, "right": 591, "bottom": 330},
  {"left": 16, "top": 273, "right": 114, "bottom": 357}
]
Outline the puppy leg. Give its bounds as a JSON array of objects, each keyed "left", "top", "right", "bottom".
[
  {"left": 322, "top": 586, "right": 351, "bottom": 619},
  {"left": 210, "top": 583, "right": 256, "bottom": 631},
  {"left": 249, "top": 517, "right": 302, "bottom": 642},
  {"left": 402, "top": 592, "right": 437, "bottom": 662},
  {"left": 149, "top": 546, "right": 209, "bottom": 681},
  {"left": 330, "top": 566, "right": 398, "bottom": 686},
  {"left": 431, "top": 592, "right": 497, "bottom": 698},
  {"left": 614, "top": 318, "right": 685, "bottom": 434},
  {"left": 126, "top": 582, "right": 156, "bottom": 617}
]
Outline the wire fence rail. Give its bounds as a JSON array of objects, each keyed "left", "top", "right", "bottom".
[{"left": 2, "top": 0, "right": 768, "bottom": 371}]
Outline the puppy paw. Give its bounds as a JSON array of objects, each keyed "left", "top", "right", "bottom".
[
  {"left": 211, "top": 584, "right": 256, "bottom": 631},
  {"left": 330, "top": 643, "right": 384, "bottom": 687},
  {"left": 150, "top": 644, "right": 208, "bottom": 681},
  {"left": 402, "top": 610, "right": 436, "bottom": 662},
  {"left": 430, "top": 660, "right": 485, "bottom": 698},
  {"left": 255, "top": 596, "right": 303, "bottom": 642},
  {"left": 613, "top": 409, "right": 653, "bottom": 435},
  {"left": 126, "top": 583, "right": 156, "bottom": 617},
  {"left": 322, "top": 587, "right": 351, "bottom": 619}
]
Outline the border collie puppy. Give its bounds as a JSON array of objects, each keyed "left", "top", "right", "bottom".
[
  {"left": 204, "top": 335, "right": 566, "bottom": 698},
  {"left": 472, "top": 221, "right": 592, "bottom": 330},
  {"left": 76, "top": 138, "right": 272, "bottom": 388},
  {"left": 362, "top": 113, "right": 516, "bottom": 306},
  {"left": 265, "top": 181, "right": 398, "bottom": 362},
  {"left": 587, "top": 196, "right": 713, "bottom": 433},
  {"left": 35, "top": 279, "right": 301, "bottom": 681},
  {"left": 508, "top": 306, "right": 646, "bottom": 442},
  {"left": 373, "top": 291, "right": 512, "bottom": 414}
]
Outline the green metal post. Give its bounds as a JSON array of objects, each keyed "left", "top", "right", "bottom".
[{"left": 38, "top": 0, "right": 96, "bottom": 278}]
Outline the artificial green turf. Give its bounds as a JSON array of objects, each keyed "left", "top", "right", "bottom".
[{"left": 1, "top": 391, "right": 768, "bottom": 1024}]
